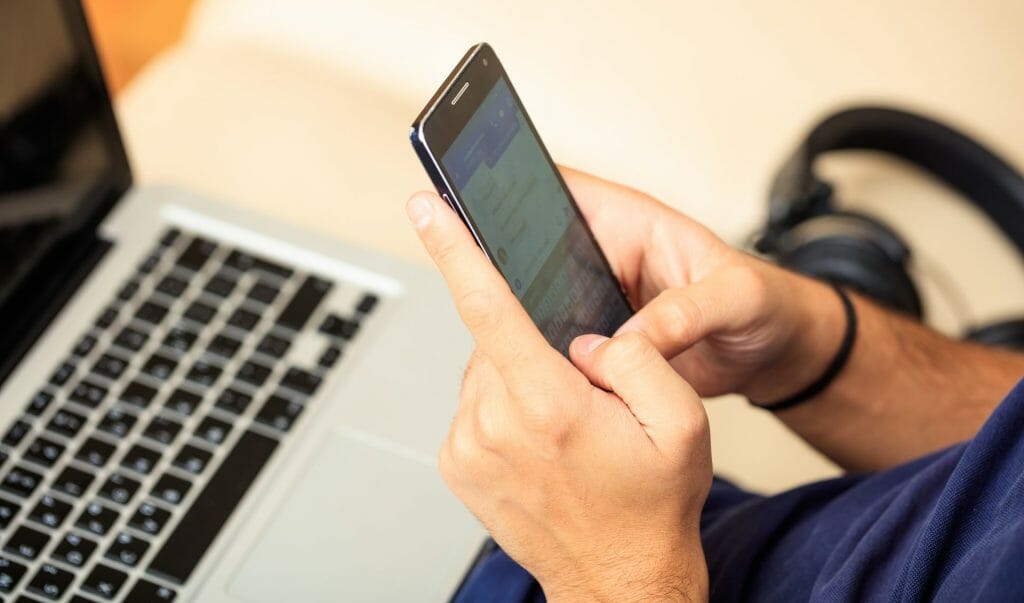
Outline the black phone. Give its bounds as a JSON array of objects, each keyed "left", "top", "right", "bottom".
[{"left": 410, "top": 43, "right": 633, "bottom": 356}]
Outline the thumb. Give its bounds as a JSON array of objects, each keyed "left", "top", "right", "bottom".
[
  {"left": 570, "top": 332, "right": 705, "bottom": 450},
  {"left": 615, "top": 265, "right": 766, "bottom": 359}
]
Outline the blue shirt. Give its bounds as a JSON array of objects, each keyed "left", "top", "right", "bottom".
[{"left": 454, "top": 379, "right": 1024, "bottom": 602}]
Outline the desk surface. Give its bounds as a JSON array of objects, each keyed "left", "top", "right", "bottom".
[{"left": 117, "top": 0, "right": 1024, "bottom": 492}]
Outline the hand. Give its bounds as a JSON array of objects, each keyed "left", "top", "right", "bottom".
[
  {"left": 562, "top": 167, "right": 844, "bottom": 403},
  {"left": 406, "top": 191, "right": 711, "bottom": 601}
]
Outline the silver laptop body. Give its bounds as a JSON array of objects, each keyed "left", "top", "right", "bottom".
[{"left": 0, "top": 2, "right": 485, "bottom": 601}]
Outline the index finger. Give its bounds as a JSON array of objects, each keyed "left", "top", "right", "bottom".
[{"left": 406, "top": 191, "right": 556, "bottom": 373}]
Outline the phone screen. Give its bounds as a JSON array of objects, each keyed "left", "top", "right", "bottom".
[{"left": 437, "top": 76, "right": 633, "bottom": 354}]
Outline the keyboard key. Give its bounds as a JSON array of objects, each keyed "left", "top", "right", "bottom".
[
  {"left": 148, "top": 431, "right": 278, "bottom": 584},
  {"left": 164, "top": 388, "right": 202, "bottom": 416},
  {"left": 130, "top": 497, "right": 172, "bottom": 536},
  {"left": 4, "top": 525, "right": 49, "bottom": 559},
  {"left": 162, "top": 327, "right": 198, "bottom": 354},
  {"left": 52, "top": 532, "right": 97, "bottom": 568},
  {"left": 135, "top": 300, "right": 169, "bottom": 325},
  {"left": 318, "top": 345, "right": 342, "bottom": 368},
  {"left": 113, "top": 326, "right": 148, "bottom": 352},
  {"left": 215, "top": 388, "right": 252, "bottom": 415},
  {"left": 69, "top": 379, "right": 108, "bottom": 408},
  {"left": 117, "top": 280, "right": 140, "bottom": 302},
  {"left": 138, "top": 252, "right": 160, "bottom": 274},
  {"left": 121, "top": 444, "right": 161, "bottom": 476},
  {"left": 72, "top": 334, "right": 99, "bottom": 358},
  {"left": 204, "top": 273, "right": 237, "bottom": 298},
  {"left": 143, "top": 417, "right": 182, "bottom": 446},
  {"left": 195, "top": 416, "right": 231, "bottom": 445},
  {"left": 0, "top": 555, "right": 27, "bottom": 593},
  {"left": 106, "top": 531, "right": 149, "bottom": 567},
  {"left": 142, "top": 352, "right": 178, "bottom": 380},
  {"left": 280, "top": 367, "right": 321, "bottom": 396},
  {"left": 99, "top": 473, "right": 141, "bottom": 505},
  {"left": 76, "top": 502, "right": 118, "bottom": 536},
  {"left": 2, "top": 467, "right": 43, "bottom": 498},
  {"left": 46, "top": 408, "right": 88, "bottom": 439},
  {"left": 176, "top": 237, "right": 217, "bottom": 272},
  {"left": 95, "top": 306, "right": 119, "bottom": 329},
  {"left": 256, "top": 333, "right": 290, "bottom": 358},
  {"left": 0, "top": 499, "right": 21, "bottom": 529},
  {"left": 255, "top": 395, "right": 304, "bottom": 432},
  {"left": 49, "top": 362, "right": 76, "bottom": 387},
  {"left": 172, "top": 445, "right": 212, "bottom": 475},
  {"left": 356, "top": 292, "right": 379, "bottom": 314},
  {"left": 276, "top": 276, "right": 331, "bottom": 330},
  {"left": 226, "top": 307, "right": 260, "bottom": 330},
  {"left": 82, "top": 563, "right": 128, "bottom": 599},
  {"left": 224, "top": 250, "right": 292, "bottom": 279},
  {"left": 185, "top": 360, "right": 222, "bottom": 387},
  {"left": 28, "top": 495, "right": 72, "bottom": 529},
  {"left": 3, "top": 420, "right": 32, "bottom": 447},
  {"left": 24, "top": 437, "right": 65, "bottom": 468},
  {"left": 119, "top": 381, "right": 157, "bottom": 408},
  {"left": 319, "top": 314, "right": 359, "bottom": 340},
  {"left": 92, "top": 353, "right": 129, "bottom": 381},
  {"left": 160, "top": 228, "right": 180, "bottom": 247},
  {"left": 207, "top": 333, "right": 242, "bottom": 359},
  {"left": 97, "top": 407, "right": 137, "bottom": 438},
  {"left": 27, "top": 562, "right": 73, "bottom": 600},
  {"left": 53, "top": 466, "right": 95, "bottom": 498},
  {"left": 25, "top": 391, "right": 53, "bottom": 416},
  {"left": 75, "top": 437, "right": 116, "bottom": 468},
  {"left": 152, "top": 474, "right": 191, "bottom": 505},
  {"left": 125, "top": 578, "right": 176, "bottom": 602},
  {"left": 183, "top": 300, "right": 217, "bottom": 325},
  {"left": 155, "top": 275, "right": 188, "bottom": 298},
  {"left": 246, "top": 281, "right": 279, "bottom": 305},
  {"left": 236, "top": 361, "right": 272, "bottom": 387},
  {"left": 128, "top": 502, "right": 171, "bottom": 536}
]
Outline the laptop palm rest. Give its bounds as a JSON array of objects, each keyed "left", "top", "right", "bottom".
[{"left": 227, "top": 428, "right": 481, "bottom": 601}]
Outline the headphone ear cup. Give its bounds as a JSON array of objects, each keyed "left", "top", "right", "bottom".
[
  {"left": 773, "top": 219, "right": 924, "bottom": 319},
  {"left": 965, "top": 319, "right": 1024, "bottom": 351}
]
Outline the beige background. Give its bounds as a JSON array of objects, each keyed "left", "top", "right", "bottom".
[{"left": 116, "top": 0, "right": 1024, "bottom": 493}]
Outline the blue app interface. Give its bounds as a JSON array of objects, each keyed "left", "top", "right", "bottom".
[{"left": 441, "top": 78, "right": 632, "bottom": 354}]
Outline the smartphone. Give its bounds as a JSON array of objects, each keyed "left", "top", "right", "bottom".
[{"left": 410, "top": 43, "right": 633, "bottom": 356}]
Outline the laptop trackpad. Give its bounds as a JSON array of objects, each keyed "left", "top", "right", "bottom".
[{"left": 227, "top": 429, "right": 475, "bottom": 601}]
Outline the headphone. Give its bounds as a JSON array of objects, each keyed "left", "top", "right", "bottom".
[{"left": 754, "top": 106, "right": 1024, "bottom": 350}]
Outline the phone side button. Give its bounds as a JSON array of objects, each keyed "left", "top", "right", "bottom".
[{"left": 441, "top": 193, "right": 453, "bottom": 207}]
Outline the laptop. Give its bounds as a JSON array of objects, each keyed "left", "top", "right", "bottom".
[{"left": 0, "top": 1, "right": 486, "bottom": 601}]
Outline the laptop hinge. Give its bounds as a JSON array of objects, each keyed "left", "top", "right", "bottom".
[{"left": 0, "top": 232, "right": 112, "bottom": 388}]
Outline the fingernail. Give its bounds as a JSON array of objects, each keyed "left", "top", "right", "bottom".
[
  {"left": 406, "top": 196, "right": 433, "bottom": 230},
  {"left": 579, "top": 334, "right": 608, "bottom": 354}
]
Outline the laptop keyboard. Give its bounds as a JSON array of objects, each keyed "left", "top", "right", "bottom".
[{"left": 0, "top": 227, "right": 378, "bottom": 601}]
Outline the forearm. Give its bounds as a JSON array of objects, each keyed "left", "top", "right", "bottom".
[{"left": 752, "top": 268, "right": 1024, "bottom": 471}]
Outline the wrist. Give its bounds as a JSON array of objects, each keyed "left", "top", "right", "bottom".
[{"left": 544, "top": 536, "right": 708, "bottom": 603}]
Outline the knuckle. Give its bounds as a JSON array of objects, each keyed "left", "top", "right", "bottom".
[
  {"left": 447, "top": 420, "right": 479, "bottom": 469},
  {"left": 520, "top": 399, "right": 573, "bottom": 449},
  {"left": 652, "top": 289, "right": 702, "bottom": 343},
  {"left": 473, "top": 402, "right": 504, "bottom": 452},
  {"left": 430, "top": 235, "right": 462, "bottom": 268},
  {"left": 728, "top": 261, "right": 771, "bottom": 312},
  {"left": 603, "top": 330, "right": 656, "bottom": 367},
  {"left": 457, "top": 288, "right": 500, "bottom": 332}
]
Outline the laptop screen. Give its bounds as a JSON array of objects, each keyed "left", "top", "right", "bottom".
[{"left": 0, "top": 0, "right": 130, "bottom": 308}]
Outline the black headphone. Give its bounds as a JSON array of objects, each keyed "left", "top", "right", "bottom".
[{"left": 754, "top": 106, "right": 1024, "bottom": 350}]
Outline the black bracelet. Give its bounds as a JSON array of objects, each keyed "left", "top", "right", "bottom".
[{"left": 752, "top": 284, "right": 858, "bottom": 412}]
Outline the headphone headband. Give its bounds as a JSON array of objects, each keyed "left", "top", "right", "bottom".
[{"left": 761, "top": 106, "right": 1024, "bottom": 255}]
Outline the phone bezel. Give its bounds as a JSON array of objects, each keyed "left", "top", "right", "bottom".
[{"left": 410, "top": 43, "right": 633, "bottom": 314}]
